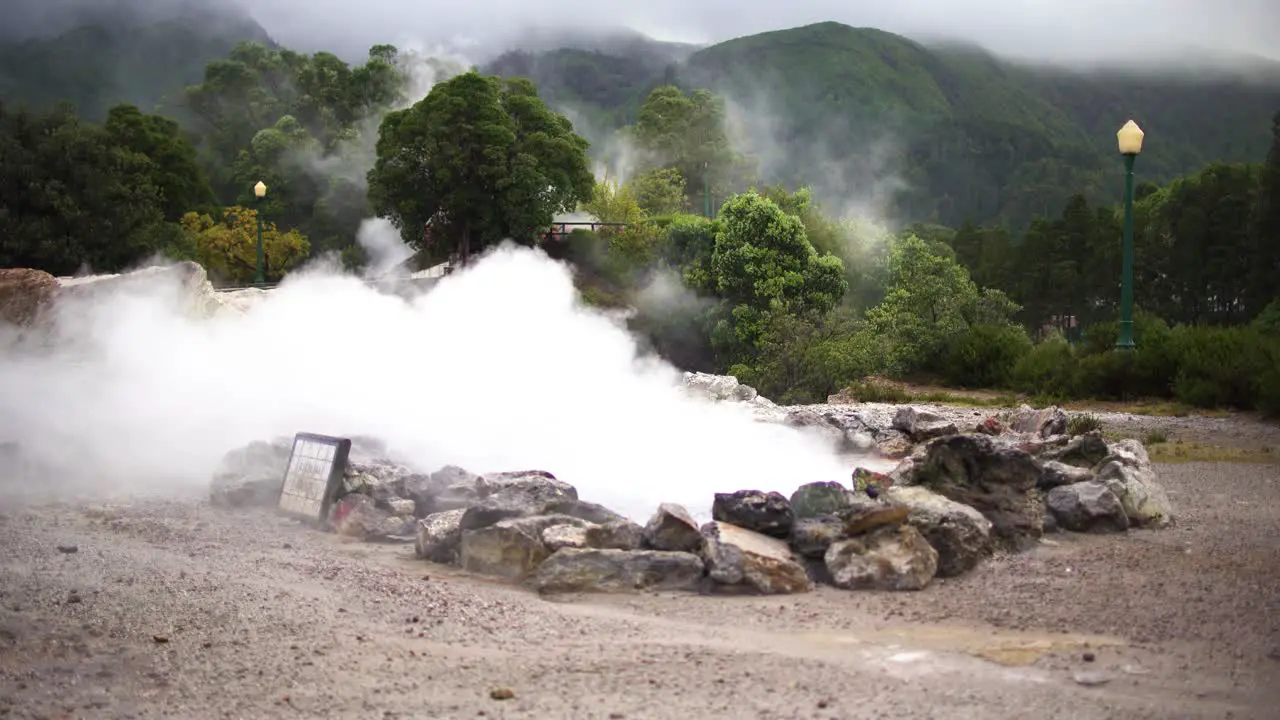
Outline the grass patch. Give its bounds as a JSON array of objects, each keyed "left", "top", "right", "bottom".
[
  {"left": 1143, "top": 429, "right": 1169, "bottom": 445},
  {"left": 1148, "top": 442, "right": 1279, "bottom": 464},
  {"left": 1066, "top": 413, "right": 1103, "bottom": 435}
]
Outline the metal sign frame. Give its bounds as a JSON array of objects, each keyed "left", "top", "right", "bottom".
[{"left": 277, "top": 432, "right": 352, "bottom": 525}]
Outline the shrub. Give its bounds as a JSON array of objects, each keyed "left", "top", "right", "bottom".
[
  {"left": 938, "top": 323, "right": 1033, "bottom": 388},
  {"left": 1066, "top": 413, "right": 1102, "bottom": 435},
  {"left": 1167, "top": 326, "right": 1270, "bottom": 409},
  {"left": 839, "top": 379, "right": 911, "bottom": 403},
  {"left": 1144, "top": 430, "right": 1169, "bottom": 445},
  {"left": 1010, "top": 331, "right": 1076, "bottom": 397}
]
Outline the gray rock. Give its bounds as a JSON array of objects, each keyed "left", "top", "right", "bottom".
[
  {"left": 1039, "top": 460, "right": 1096, "bottom": 490},
  {"left": 825, "top": 524, "right": 939, "bottom": 591},
  {"left": 643, "top": 503, "right": 703, "bottom": 552},
  {"left": 478, "top": 470, "right": 578, "bottom": 504},
  {"left": 892, "top": 406, "right": 959, "bottom": 442},
  {"left": 584, "top": 520, "right": 644, "bottom": 550},
  {"left": 700, "top": 521, "right": 812, "bottom": 594},
  {"left": 541, "top": 524, "right": 591, "bottom": 551},
  {"left": 544, "top": 499, "right": 629, "bottom": 525},
  {"left": 329, "top": 494, "right": 399, "bottom": 541},
  {"left": 208, "top": 439, "right": 292, "bottom": 508},
  {"left": 789, "top": 515, "right": 847, "bottom": 559},
  {"left": 530, "top": 549, "right": 705, "bottom": 594},
  {"left": 1009, "top": 405, "right": 1069, "bottom": 438},
  {"left": 1046, "top": 481, "right": 1129, "bottom": 533},
  {"left": 914, "top": 434, "right": 1045, "bottom": 552},
  {"left": 1044, "top": 431, "right": 1111, "bottom": 468},
  {"left": 458, "top": 515, "right": 590, "bottom": 580},
  {"left": 414, "top": 508, "right": 466, "bottom": 563},
  {"left": 1095, "top": 457, "right": 1174, "bottom": 529},
  {"left": 789, "top": 482, "right": 857, "bottom": 519},
  {"left": 383, "top": 497, "right": 416, "bottom": 516},
  {"left": 711, "top": 490, "right": 794, "bottom": 538},
  {"left": 887, "top": 486, "right": 992, "bottom": 577},
  {"left": 873, "top": 428, "right": 914, "bottom": 459}
]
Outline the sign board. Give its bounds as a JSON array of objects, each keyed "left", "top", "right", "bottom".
[{"left": 277, "top": 432, "right": 351, "bottom": 524}]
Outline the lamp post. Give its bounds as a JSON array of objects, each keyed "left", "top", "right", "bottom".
[
  {"left": 253, "top": 181, "right": 267, "bottom": 286},
  {"left": 1115, "top": 120, "right": 1144, "bottom": 350}
]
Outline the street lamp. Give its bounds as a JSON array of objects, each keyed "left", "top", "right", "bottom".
[
  {"left": 1115, "top": 120, "right": 1144, "bottom": 350},
  {"left": 253, "top": 181, "right": 267, "bottom": 286}
]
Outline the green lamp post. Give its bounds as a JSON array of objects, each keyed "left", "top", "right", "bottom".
[
  {"left": 1116, "top": 120, "right": 1145, "bottom": 350},
  {"left": 253, "top": 180, "right": 267, "bottom": 286}
]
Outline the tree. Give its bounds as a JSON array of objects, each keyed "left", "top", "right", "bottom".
[
  {"left": 706, "top": 192, "right": 847, "bottom": 363},
  {"left": 367, "top": 72, "right": 594, "bottom": 265},
  {"left": 0, "top": 103, "right": 167, "bottom": 275},
  {"left": 1250, "top": 110, "right": 1280, "bottom": 317},
  {"left": 627, "top": 168, "right": 688, "bottom": 215},
  {"left": 178, "top": 207, "right": 310, "bottom": 284},
  {"left": 105, "top": 104, "right": 216, "bottom": 220}
]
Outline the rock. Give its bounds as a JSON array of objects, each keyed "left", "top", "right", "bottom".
[
  {"left": 893, "top": 407, "right": 959, "bottom": 442},
  {"left": 1044, "top": 431, "right": 1110, "bottom": 468},
  {"left": 458, "top": 495, "right": 536, "bottom": 531},
  {"left": 330, "top": 494, "right": 400, "bottom": 540},
  {"left": 1046, "top": 481, "right": 1129, "bottom": 533},
  {"left": 584, "top": 520, "right": 644, "bottom": 550},
  {"left": 840, "top": 496, "right": 911, "bottom": 536},
  {"left": 974, "top": 417, "right": 1006, "bottom": 435},
  {"left": 478, "top": 470, "right": 578, "bottom": 504},
  {"left": 683, "top": 371, "right": 761, "bottom": 402},
  {"left": 825, "top": 524, "right": 939, "bottom": 591},
  {"left": 542, "top": 524, "right": 591, "bottom": 551},
  {"left": 403, "top": 465, "right": 482, "bottom": 515},
  {"left": 530, "top": 549, "right": 705, "bottom": 594},
  {"left": 383, "top": 497, "right": 416, "bottom": 516},
  {"left": 0, "top": 268, "right": 59, "bottom": 329},
  {"left": 414, "top": 509, "right": 466, "bottom": 563},
  {"left": 458, "top": 515, "right": 589, "bottom": 580},
  {"left": 643, "top": 503, "right": 703, "bottom": 552},
  {"left": 873, "top": 429, "right": 914, "bottom": 459},
  {"left": 852, "top": 467, "right": 894, "bottom": 495},
  {"left": 1095, "top": 455, "right": 1174, "bottom": 529},
  {"left": 886, "top": 458, "right": 918, "bottom": 487},
  {"left": 209, "top": 439, "right": 292, "bottom": 508},
  {"left": 886, "top": 486, "right": 992, "bottom": 577},
  {"left": 711, "top": 490, "right": 794, "bottom": 538},
  {"left": 700, "top": 521, "right": 812, "bottom": 594},
  {"left": 782, "top": 408, "right": 846, "bottom": 447},
  {"left": 544, "top": 499, "right": 629, "bottom": 525},
  {"left": 1039, "top": 460, "right": 1096, "bottom": 490},
  {"left": 789, "top": 482, "right": 857, "bottom": 519},
  {"left": 1009, "top": 405, "right": 1069, "bottom": 438},
  {"left": 789, "top": 516, "right": 848, "bottom": 559},
  {"left": 913, "top": 434, "right": 1045, "bottom": 552}
]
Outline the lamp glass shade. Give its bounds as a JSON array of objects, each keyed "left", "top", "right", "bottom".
[
  {"left": 254, "top": 181, "right": 267, "bottom": 198},
  {"left": 1117, "top": 120, "right": 1144, "bottom": 155}
]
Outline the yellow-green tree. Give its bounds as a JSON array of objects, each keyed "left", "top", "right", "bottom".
[
  {"left": 179, "top": 206, "right": 311, "bottom": 284},
  {"left": 584, "top": 179, "right": 659, "bottom": 270}
]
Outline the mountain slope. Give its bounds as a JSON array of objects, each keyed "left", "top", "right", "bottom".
[{"left": 0, "top": 1, "right": 271, "bottom": 120}]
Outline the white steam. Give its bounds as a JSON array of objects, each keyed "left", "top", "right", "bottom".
[
  {"left": 356, "top": 217, "right": 415, "bottom": 278},
  {"left": 0, "top": 245, "right": 852, "bottom": 519}
]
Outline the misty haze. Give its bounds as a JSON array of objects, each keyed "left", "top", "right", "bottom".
[{"left": 1, "top": 0, "right": 1279, "bottom": 717}]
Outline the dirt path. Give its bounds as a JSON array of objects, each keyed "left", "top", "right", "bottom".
[{"left": 2, "top": 460, "right": 1278, "bottom": 719}]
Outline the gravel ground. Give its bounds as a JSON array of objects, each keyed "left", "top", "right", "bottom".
[{"left": 2, "top": 455, "right": 1279, "bottom": 719}]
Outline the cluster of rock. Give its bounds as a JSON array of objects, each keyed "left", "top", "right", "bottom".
[{"left": 209, "top": 401, "right": 1174, "bottom": 596}]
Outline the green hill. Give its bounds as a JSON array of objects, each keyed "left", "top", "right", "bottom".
[
  {"left": 487, "top": 21, "right": 1280, "bottom": 228},
  {"left": 0, "top": 5, "right": 271, "bottom": 120}
]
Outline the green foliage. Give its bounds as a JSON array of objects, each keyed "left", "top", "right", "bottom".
[
  {"left": 1066, "top": 414, "right": 1102, "bottom": 436},
  {"left": 105, "top": 104, "right": 216, "bottom": 220},
  {"left": 1010, "top": 332, "right": 1077, "bottom": 398},
  {"left": 628, "top": 168, "right": 689, "bottom": 215},
  {"left": 368, "top": 72, "right": 594, "bottom": 265},
  {"left": 939, "top": 323, "right": 1033, "bottom": 388},
  {"left": 1166, "top": 326, "right": 1272, "bottom": 409}
]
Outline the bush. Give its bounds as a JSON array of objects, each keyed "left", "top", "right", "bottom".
[
  {"left": 1066, "top": 413, "right": 1102, "bottom": 435},
  {"left": 938, "top": 323, "right": 1032, "bottom": 388},
  {"left": 1167, "top": 326, "right": 1271, "bottom": 409},
  {"left": 1010, "top": 331, "right": 1076, "bottom": 397}
]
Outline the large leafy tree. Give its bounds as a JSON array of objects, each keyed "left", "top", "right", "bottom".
[
  {"left": 177, "top": 207, "right": 311, "bottom": 285},
  {"left": 706, "top": 191, "right": 847, "bottom": 363},
  {"left": 105, "top": 104, "right": 216, "bottom": 220},
  {"left": 367, "top": 72, "right": 594, "bottom": 265},
  {"left": 0, "top": 103, "right": 167, "bottom": 275}
]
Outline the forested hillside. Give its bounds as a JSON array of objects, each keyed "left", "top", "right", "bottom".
[{"left": 483, "top": 22, "right": 1280, "bottom": 229}]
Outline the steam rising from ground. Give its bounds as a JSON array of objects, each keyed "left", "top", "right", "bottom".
[{"left": 0, "top": 245, "right": 850, "bottom": 519}]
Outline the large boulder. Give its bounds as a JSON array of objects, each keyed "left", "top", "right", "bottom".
[
  {"left": 1009, "top": 405, "right": 1069, "bottom": 438},
  {"left": 825, "top": 525, "right": 939, "bottom": 591},
  {"left": 0, "top": 268, "right": 58, "bottom": 329},
  {"left": 1095, "top": 440, "right": 1174, "bottom": 528},
  {"left": 892, "top": 407, "right": 959, "bottom": 442},
  {"left": 711, "top": 490, "right": 794, "bottom": 538},
  {"left": 789, "top": 482, "right": 857, "bottom": 519},
  {"left": 530, "top": 549, "right": 706, "bottom": 594},
  {"left": 1046, "top": 482, "right": 1129, "bottom": 533},
  {"left": 912, "top": 434, "right": 1045, "bottom": 552},
  {"left": 643, "top": 503, "right": 703, "bottom": 552},
  {"left": 414, "top": 509, "right": 467, "bottom": 563},
  {"left": 1043, "top": 431, "right": 1110, "bottom": 469},
  {"left": 682, "top": 371, "right": 771, "bottom": 406},
  {"left": 458, "top": 515, "right": 589, "bottom": 580},
  {"left": 873, "top": 429, "right": 914, "bottom": 459},
  {"left": 700, "top": 521, "right": 812, "bottom": 595},
  {"left": 477, "top": 470, "right": 577, "bottom": 504},
  {"left": 403, "top": 465, "right": 482, "bottom": 515},
  {"left": 209, "top": 439, "right": 292, "bottom": 508},
  {"left": 1038, "top": 460, "right": 1095, "bottom": 490},
  {"left": 886, "top": 486, "right": 992, "bottom": 577},
  {"left": 329, "top": 494, "right": 409, "bottom": 540},
  {"left": 789, "top": 515, "right": 848, "bottom": 559}
]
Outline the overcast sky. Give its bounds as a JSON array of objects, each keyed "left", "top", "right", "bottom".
[{"left": 239, "top": 0, "right": 1280, "bottom": 65}]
